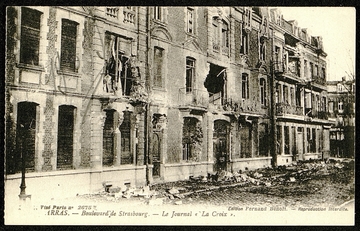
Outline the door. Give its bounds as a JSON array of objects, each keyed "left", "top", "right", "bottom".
[
  {"left": 57, "top": 105, "right": 75, "bottom": 169},
  {"left": 296, "top": 128, "right": 304, "bottom": 160},
  {"left": 152, "top": 133, "right": 161, "bottom": 177},
  {"left": 213, "top": 120, "right": 228, "bottom": 172}
]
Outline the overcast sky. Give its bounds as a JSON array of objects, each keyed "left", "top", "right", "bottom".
[{"left": 276, "top": 7, "right": 356, "bottom": 81}]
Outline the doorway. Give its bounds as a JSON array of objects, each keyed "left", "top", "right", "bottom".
[{"left": 213, "top": 120, "right": 229, "bottom": 172}]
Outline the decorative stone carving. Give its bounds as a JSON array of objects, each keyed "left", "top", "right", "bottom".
[{"left": 152, "top": 114, "right": 167, "bottom": 132}]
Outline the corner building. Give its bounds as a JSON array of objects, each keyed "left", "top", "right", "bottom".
[{"left": 5, "top": 7, "right": 331, "bottom": 198}]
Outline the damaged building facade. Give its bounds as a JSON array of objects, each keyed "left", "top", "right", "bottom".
[
  {"left": 5, "top": 6, "right": 331, "bottom": 198},
  {"left": 327, "top": 79, "right": 355, "bottom": 158}
]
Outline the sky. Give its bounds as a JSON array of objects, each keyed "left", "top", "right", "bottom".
[{"left": 276, "top": 7, "right": 356, "bottom": 81}]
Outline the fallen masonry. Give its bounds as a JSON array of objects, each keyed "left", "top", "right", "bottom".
[{"left": 77, "top": 158, "right": 354, "bottom": 206}]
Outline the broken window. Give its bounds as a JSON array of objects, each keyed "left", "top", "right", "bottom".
[
  {"left": 20, "top": 7, "right": 42, "bottom": 66},
  {"left": 57, "top": 105, "right": 75, "bottom": 170},
  {"left": 104, "top": 33, "right": 133, "bottom": 95},
  {"left": 259, "top": 78, "right": 266, "bottom": 106},
  {"left": 205, "top": 63, "right": 226, "bottom": 105},
  {"left": 187, "top": 7, "right": 194, "bottom": 34},
  {"left": 182, "top": 117, "right": 202, "bottom": 161},
  {"left": 290, "top": 87, "right": 294, "bottom": 105},
  {"left": 186, "top": 57, "right": 195, "bottom": 93},
  {"left": 242, "top": 73, "right": 249, "bottom": 99},
  {"left": 153, "top": 47, "right": 164, "bottom": 88},
  {"left": 60, "top": 19, "right": 78, "bottom": 72}
]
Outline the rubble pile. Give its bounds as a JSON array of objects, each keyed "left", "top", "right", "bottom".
[{"left": 78, "top": 159, "right": 354, "bottom": 205}]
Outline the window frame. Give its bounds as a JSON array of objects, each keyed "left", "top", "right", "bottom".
[
  {"left": 242, "top": 73, "right": 249, "bottom": 99},
  {"left": 186, "top": 7, "right": 194, "bottom": 34},
  {"left": 153, "top": 46, "right": 164, "bottom": 88},
  {"left": 185, "top": 57, "right": 195, "bottom": 93},
  {"left": 259, "top": 78, "right": 267, "bottom": 106},
  {"left": 154, "top": 6, "right": 162, "bottom": 21},
  {"left": 20, "top": 7, "right": 42, "bottom": 66},
  {"left": 60, "top": 19, "right": 79, "bottom": 72}
]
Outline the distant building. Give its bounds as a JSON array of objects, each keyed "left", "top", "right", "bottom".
[
  {"left": 327, "top": 78, "right": 355, "bottom": 158},
  {"left": 5, "top": 6, "right": 332, "bottom": 200}
]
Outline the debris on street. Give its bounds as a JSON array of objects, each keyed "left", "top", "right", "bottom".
[{"left": 78, "top": 159, "right": 354, "bottom": 207}]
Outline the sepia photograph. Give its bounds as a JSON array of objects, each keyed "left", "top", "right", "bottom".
[{"left": 4, "top": 6, "right": 355, "bottom": 225}]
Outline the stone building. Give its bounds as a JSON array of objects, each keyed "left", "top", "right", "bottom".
[
  {"left": 269, "top": 8, "right": 332, "bottom": 163},
  {"left": 327, "top": 78, "right": 355, "bottom": 158},
  {"left": 5, "top": 6, "right": 331, "bottom": 199}
]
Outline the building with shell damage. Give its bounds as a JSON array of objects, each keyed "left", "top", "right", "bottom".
[{"left": 5, "top": 6, "right": 331, "bottom": 199}]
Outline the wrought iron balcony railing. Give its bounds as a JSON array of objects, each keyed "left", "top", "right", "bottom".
[{"left": 276, "top": 103, "right": 303, "bottom": 116}]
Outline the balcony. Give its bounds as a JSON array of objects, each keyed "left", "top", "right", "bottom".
[
  {"left": 276, "top": 103, "right": 303, "bottom": 116},
  {"left": 123, "top": 7, "right": 136, "bottom": 24},
  {"left": 105, "top": 7, "right": 119, "bottom": 19},
  {"left": 305, "top": 108, "right": 329, "bottom": 120},
  {"left": 312, "top": 75, "right": 326, "bottom": 85},
  {"left": 178, "top": 88, "right": 209, "bottom": 108}
]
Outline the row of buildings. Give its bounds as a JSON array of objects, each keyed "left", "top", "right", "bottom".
[{"left": 5, "top": 6, "right": 336, "bottom": 199}]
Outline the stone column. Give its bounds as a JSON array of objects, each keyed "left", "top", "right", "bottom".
[{"left": 90, "top": 101, "right": 105, "bottom": 170}]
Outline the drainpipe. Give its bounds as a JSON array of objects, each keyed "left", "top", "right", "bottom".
[
  {"left": 144, "top": 7, "right": 151, "bottom": 185},
  {"left": 270, "top": 59, "right": 277, "bottom": 168}
]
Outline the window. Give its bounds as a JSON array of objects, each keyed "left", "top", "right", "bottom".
[
  {"left": 60, "top": 19, "right": 78, "bottom": 72},
  {"left": 154, "top": 7, "right": 161, "bottom": 20},
  {"left": 153, "top": 47, "right": 164, "bottom": 88},
  {"left": 274, "top": 46, "right": 281, "bottom": 70},
  {"left": 322, "top": 67, "right": 326, "bottom": 79},
  {"left": 338, "top": 101, "right": 343, "bottom": 112},
  {"left": 329, "top": 101, "right": 334, "bottom": 113},
  {"left": 315, "top": 65, "right": 319, "bottom": 77},
  {"left": 259, "top": 78, "right": 266, "bottom": 106},
  {"left": 304, "top": 60, "right": 308, "bottom": 77},
  {"left": 212, "top": 18, "right": 219, "bottom": 51},
  {"left": 104, "top": 33, "right": 134, "bottom": 95},
  {"left": 57, "top": 105, "right": 75, "bottom": 170},
  {"left": 337, "top": 84, "right": 343, "bottom": 92},
  {"left": 260, "top": 40, "right": 266, "bottom": 61},
  {"left": 20, "top": 7, "right": 42, "bottom": 65},
  {"left": 295, "top": 86, "right": 301, "bottom": 106},
  {"left": 222, "top": 21, "right": 229, "bottom": 48},
  {"left": 284, "top": 126, "right": 290, "bottom": 154},
  {"left": 187, "top": 8, "right": 194, "bottom": 34},
  {"left": 240, "top": 31, "right": 248, "bottom": 54},
  {"left": 103, "top": 110, "right": 116, "bottom": 167},
  {"left": 242, "top": 73, "right": 249, "bottom": 99},
  {"left": 310, "top": 62, "right": 314, "bottom": 78},
  {"left": 283, "top": 85, "right": 288, "bottom": 104},
  {"left": 289, "top": 87, "right": 294, "bottom": 105},
  {"left": 186, "top": 57, "right": 195, "bottom": 93}
]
